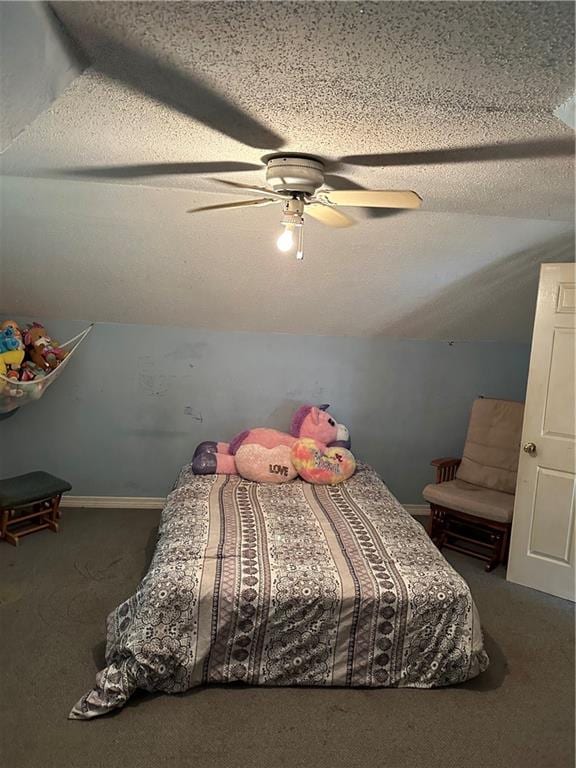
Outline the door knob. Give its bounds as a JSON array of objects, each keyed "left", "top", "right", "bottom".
[{"left": 523, "top": 442, "right": 537, "bottom": 455}]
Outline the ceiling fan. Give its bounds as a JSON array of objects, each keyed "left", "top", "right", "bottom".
[
  {"left": 50, "top": 18, "right": 575, "bottom": 259},
  {"left": 186, "top": 155, "right": 422, "bottom": 259}
]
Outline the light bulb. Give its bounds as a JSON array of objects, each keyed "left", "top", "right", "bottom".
[{"left": 277, "top": 227, "right": 294, "bottom": 252}]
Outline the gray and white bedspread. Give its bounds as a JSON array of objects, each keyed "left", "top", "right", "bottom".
[{"left": 70, "top": 464, "right": 488, "bottom": 719}]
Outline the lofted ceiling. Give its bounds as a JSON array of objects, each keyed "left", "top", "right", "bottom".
[{"left": 0, "top": 0, "right": 574, "bottom": 340}]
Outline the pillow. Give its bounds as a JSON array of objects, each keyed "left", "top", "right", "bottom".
[
  {"left": 234, "top": 443, "right": 298, "bottom": 484},
  {"left": 291, "top": 438, "right": 356, "bottom": 485}
]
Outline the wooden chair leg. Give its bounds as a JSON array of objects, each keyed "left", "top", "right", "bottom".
[
  {"left": 430, "top": 506, "right": 444, "bottom": 545},
  {"left": 485, "top": 531, "right": 503, "bottom": 571},
  {"left": 435, "top": 514, "right": 447, "bottom": 551},
  {"left": 502, "top": 526, "right": 511, "bottom": 564},
  {"left": 429, "top": 507, "right": 437, "bottom": 539},
  {"left": 429, "top": 506, "right": 512, "bottom": 573}
]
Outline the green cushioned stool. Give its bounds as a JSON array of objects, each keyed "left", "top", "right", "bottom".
[{"left": 0, "top": 472, "right": 72, "bottom": 546}]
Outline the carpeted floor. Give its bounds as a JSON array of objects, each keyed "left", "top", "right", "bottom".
[{"left": 0, "top": 508, "right": 574, "bottom": 768}]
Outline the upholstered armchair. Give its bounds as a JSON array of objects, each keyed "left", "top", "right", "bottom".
[{"left": 423, "top": 397, "right": 525, "bottom": 571}]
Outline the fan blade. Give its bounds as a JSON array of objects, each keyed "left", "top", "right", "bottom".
[
  {"left": 61, "top": 162, "right": 263, "bottom": 179},
  {"left": 324, "top": 175, "right": 406, "bottom": 219},
  {"left": 210, "top": 178, "right": 289, "bottom": 200},
  {"left": 305, "top": 204, "right": 356, "bottom": 228},
  {"left": 340, "top": 136, "right": 574, "bottom": 167},
  {"left": 187, "top": 198, "right": 278, "bottom": 213},
  {"left": 60, "top": 26, "right": 283, "bottom": 150},
  {"left": 322, "top": 190, "right": 422, "bottom": 209}
]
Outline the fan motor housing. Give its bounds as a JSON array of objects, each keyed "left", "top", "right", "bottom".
[{"left": 266, "top": 156, "right": 325, "bottom": 195}]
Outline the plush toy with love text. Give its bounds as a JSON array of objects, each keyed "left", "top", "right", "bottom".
[{"left": 192, "top": 404, "right": 354, "bottom": 484}]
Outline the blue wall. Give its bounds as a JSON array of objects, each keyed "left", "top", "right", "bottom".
[{"left": 0, "top": 321, "right": 530, "bottom": 503}]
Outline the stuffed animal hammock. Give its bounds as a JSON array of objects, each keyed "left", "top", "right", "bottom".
[{"left": 0, "top": 325, "right": 92, "bottom": 415}]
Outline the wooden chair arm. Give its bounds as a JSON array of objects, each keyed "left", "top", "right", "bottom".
[{"left": 430, "top": 458, "right": 461, "bottom": 484}]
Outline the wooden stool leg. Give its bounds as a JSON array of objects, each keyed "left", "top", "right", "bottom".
[
  {"left": 0, "top": 509, "right": 9, "bottom": 539},
  {"left": 0, "top": 495, "right": 64, "bottom": 545},
  {"left": 53, "top": 493, "right": 63, "bottom": 522},
  {"left": 44, "top": 495, "right": 60, "bottom": 533},
  {"left": 4, "top": 509, "right": 19, "bottom": 546},
  {"left": 0, "top": 472, "right": 70, "bottom": 546},
  {"left": 5, "top": 530, "right": 19, "bottom": 546}
]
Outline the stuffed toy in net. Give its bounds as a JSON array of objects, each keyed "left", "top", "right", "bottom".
[{"left": 0, "top": 322, "right": 92, "bottom": 415}]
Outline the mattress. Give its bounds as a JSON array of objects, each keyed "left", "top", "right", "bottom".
[{"left": 70, "top": 464, "right": 489, "bottom": 719}]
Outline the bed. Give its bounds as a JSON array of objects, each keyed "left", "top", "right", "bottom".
[{"left": 70, "top": 464, "right": 489, "bottom": 719}]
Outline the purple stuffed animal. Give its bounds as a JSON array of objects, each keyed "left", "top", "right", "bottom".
[{"left": 192, "top": 404, "right": 350, "bottom": 475}]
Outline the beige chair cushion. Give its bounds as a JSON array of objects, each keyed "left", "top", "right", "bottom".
[
  {"left": 423, "top": 479, "right": 515, "bottom": 523},
  {"left": 456, "top": 398, "right": 524, "bottom": 494}
]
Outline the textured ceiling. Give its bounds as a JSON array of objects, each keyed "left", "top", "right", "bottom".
[
  {"left": 0, "top": 1, "right": 574, "bottom": 339},
  {"left": 2, "top": 175, "right": 573, "bottom": 340},
  {"left": 0, "top": 2, "right": 82, "bottom": 152}
]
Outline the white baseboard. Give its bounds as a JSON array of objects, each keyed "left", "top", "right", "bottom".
[
  {"left": 60, "top": 496, "right": 166, "bottom": 509},
  {"left": 61, "top": 496, "right": 429, "bottom": 515},
  {"left": 404, "top": 504, "right": 430, "bottom": 516}
]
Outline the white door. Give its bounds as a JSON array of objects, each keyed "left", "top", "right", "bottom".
[{"left": 507, "top": 263, "right": 576, "bottom": 601}]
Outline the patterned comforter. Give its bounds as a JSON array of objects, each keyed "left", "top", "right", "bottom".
[{"left": 70, "top": 464, "right": 488, "bottom": 719}]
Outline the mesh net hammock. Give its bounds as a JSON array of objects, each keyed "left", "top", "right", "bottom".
[{"left": 0, "top": 325, "right": 93, "bottom": 415}]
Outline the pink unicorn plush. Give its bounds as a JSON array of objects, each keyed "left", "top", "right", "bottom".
[{"left": 192, "top": 404, "right": 350, "bottom": 476}]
